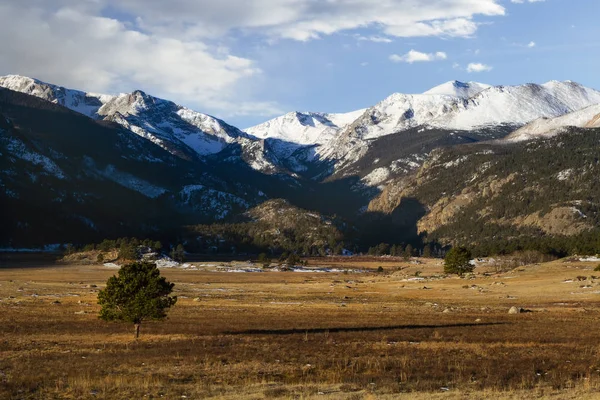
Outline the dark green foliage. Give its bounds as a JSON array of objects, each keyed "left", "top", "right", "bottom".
[
  {"left": 96, "top": 253, "right": 104, "bottom": 263},
  {"left": 98, "top": 262, "right": 177, "bottom": 338},
  {"left": 118, "top": 241, "right": 139, "bottom": 261},
  {"left": 171, "top": 244, "right": 185, "bottom": 262},
  {"left": 98, "top": 240, "right": 116, "bottom": 252},
  {"left": 257, "top": 253, "right": 271, "bottom": 267},
  {"left": 286, "top": 253, "right": 301, "bottom": 266},
  {"left": 404, "top": 244, "right": 415, "bottom": 258},
  {"left": 444, "top": 246, "right": 473, "bottom": 275},
  {"left": 64, "top": 244, "right": 75, "bottom": 255},
  {"left": 595, "top": 264, "right": 600, "bottom": 272},
  {"left": 377, "top": 266, "right": 384, "bottom": 273},
  {"left": 368, "top": 243, "right": 392, "bottom": 256},
  {"left": 422, "top": 246, "right": 432, "bottom": 258}
]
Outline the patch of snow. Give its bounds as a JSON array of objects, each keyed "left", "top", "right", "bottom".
[
  {"left": 557, "top": 169, "right": 574, "bottom": 181},
  {"left": 443, "top": 156, "right": 469, "bottom": 168},
  {"left": 5, "top": 137, "right": 66, "bottom": 179},
  {"left": 361, "top": 167, "right": 390, "bottom": 187},
  {"left": 100, "top": 165, "right": 167, "bottom": 198},
  {"left": 579, "top": 257, "right": 600, "bottom": 262}
]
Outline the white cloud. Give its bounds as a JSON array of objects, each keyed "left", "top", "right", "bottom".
[
  {"left": 390, "top": 50, "right": 447, "bottom": 63},
  {"left": 0, "top": 0, "right": 510, "bottom": 116},
  {"left": 467, "top": 63, "right": 493, "bottom": 73},
  {"left": 355, "top": 35, "right": 393, "bottom": 43},
  {"left": 107, "top": 0, "right": 506, "bottom": 41},
  {"left": 527, "top": 41, "right": 536, "bottom": 48},
  {"left": 0, "top": 3, "right": 279, "bottom": 117}
]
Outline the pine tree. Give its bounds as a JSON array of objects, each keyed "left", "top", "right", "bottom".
[
  {"left": 98, "top": 262, "right": 177, "bottom": 338},
  {"left": 444, "top": 246, "right": 473, "bottom": 276}
]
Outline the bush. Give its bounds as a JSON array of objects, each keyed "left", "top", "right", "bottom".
[
  {"left": 96, "top": 253, "right": 105, "bottom": 263},
  {"left": 118, "top": 243, "right": 138, "bottom": 261},
  {"left": 444, "top": 246, "right": 473, "bottom": 275},
  {"left": 171, "top": 244, "right": 185, "bottom": 263},
  {"left": 595, "top": 264, "right": 600, "bottom": 272},
  {"left": 377, "top": 266, "right": 384, "bottom": 273},
  {"left": 286, "top": 253, "right": 301, "bottom": 266}
]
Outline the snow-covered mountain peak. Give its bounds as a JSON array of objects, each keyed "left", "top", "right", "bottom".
[
  {"left": 0, "top": 75, "right": 248, "bottom": 157},
  {"left": 0, "top": 75, "right": 105, "bottom": 118},
  {"left": 423, "top": 80, "right": 491, "bottom": 98},
  {"left": 246, "top": 108, "right": 365, "bottom": 146}
]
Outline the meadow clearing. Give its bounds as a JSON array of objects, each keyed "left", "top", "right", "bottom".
[{"left": 2, "top": 255, "right": 600, "bottom": 399}]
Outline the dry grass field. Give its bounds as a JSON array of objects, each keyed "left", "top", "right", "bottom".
[{"left": 2, "top": 255, "right": 600, "bottom": 399}]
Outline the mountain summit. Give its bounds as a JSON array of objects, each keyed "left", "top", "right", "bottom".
[{"left": 422, "top": 80, "right": 491, "bottom": 98}]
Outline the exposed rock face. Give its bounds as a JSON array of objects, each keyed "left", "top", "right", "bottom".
[{"left": 520, "top": 207, "right": 593, "bottom": 236}]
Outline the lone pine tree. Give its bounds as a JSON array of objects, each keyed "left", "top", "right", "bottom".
[
  {"left": 444, "top": 246, "right": 474, "bottom": 276},
  {"left": 98, "top": 262, "right": 177, "bottom": 338}
]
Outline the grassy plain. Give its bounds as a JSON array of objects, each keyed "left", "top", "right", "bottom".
[{"left": 2, "top": 255, "right": 600, "bottom": 399}]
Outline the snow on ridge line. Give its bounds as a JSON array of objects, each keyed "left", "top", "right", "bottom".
[
  {"left": 0, "top": 75, "right": 245, "bottom": 158},
  {"left": 506, "top": 103, "right": 600, "bottom": 142},
  {"left": 245, "top": 108, "right": 367, "bottom": 147},
  {"left": 423, "top": 80, "right": 492, "bottom": 98}
]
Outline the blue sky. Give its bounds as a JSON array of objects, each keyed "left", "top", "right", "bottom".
[{"left": 0, "top": 0, "right": 598, "bottom": 128}]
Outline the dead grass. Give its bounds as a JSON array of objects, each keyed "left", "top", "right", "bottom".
[{"left": 1, "top": 257, "right": 600, "bottom": 399}]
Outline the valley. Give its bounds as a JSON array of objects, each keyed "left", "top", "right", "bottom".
[{"left": 2, "top": 255, "right": 600, "bottom": 399}]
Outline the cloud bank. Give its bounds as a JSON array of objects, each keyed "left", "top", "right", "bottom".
[{"left": 0, "top": 0, "right": 508, "bottom": 116}]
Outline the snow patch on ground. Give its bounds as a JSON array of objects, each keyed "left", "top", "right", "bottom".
[
  {"left": 443, "top": 156, "right": 469, "bottom": 168},
  {"left": 556, "top": 169, "right": 574, "bottom": 181},
  {"left": 361, "top": 167, "right": 390, "bottom": 187}
]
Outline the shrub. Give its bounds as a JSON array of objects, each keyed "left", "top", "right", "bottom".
[{"left": 595, "top": 264, "right": 600, "bottom": 272}]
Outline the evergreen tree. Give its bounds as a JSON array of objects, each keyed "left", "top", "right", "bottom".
[
  {"left": 98, "top": 262, "right": 177, "bottom": 338},
  {"left": 444, "top": 246, "right": 473, "bottom": 275}
]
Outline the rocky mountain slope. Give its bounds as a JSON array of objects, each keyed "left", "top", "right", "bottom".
[
  {"left": 0, "top": 88, "right": 278, "bottom": 246},
  {"left": 2, "top": 75, "right": 600, "bottom": 252},
  {"left": 186, "top": 199, "right": 345, "bottom": 254},
  {"left": 366, "top": 126, "right": 600, "bottom": 253}
]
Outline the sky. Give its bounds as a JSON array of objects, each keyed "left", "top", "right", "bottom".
[{"left": 0, "top": 0, "right": 598, "bottom": 128}]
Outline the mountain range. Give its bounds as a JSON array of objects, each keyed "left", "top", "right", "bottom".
[{"left": 2, "top": 75, "right": 600, "bottom": 251}]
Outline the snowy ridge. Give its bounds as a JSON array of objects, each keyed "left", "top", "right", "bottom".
[
  {"left": 0, "top": 75, "right": 106, "bottom": 118},
  {"left": 431, "top": 81, "right": 600, "bottom": 130},
  {"left": 3, "top": 75, "right": 600, "bottom": 179},
  {"left": 0, "top": 75, "right": 245, "bottom": 157},
  {"left": 246, "top": 109, "right": 366, "bottom": 146},
  {"left": 423, "top": 80, "right": 491, "bottom": 99},
  {"left": 506, "top": 103, "right": 600, "bottom": 142},
  {"left": 333, "top": 81, "right": 600, "bottom": 144}
]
